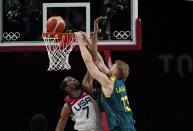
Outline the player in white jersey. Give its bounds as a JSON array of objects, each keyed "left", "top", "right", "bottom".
[
  {"left": 55, "top": 76, "right": 103, "bottom": 131},
  {"left": 55, "top": 16, "right": 104, "bottom": 131}
]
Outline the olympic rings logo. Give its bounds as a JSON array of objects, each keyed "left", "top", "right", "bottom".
[
  {"left": 113, "top": 31, "right": 131, "bottom": 40},
  {"left": 3, "top": 32, "right": 20, "bottom": 41}
]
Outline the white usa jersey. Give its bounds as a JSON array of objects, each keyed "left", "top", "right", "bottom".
[{"left": 64, "top": 90, "right": 103, "bottom": 131}]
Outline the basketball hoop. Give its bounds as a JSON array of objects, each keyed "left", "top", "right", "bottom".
[{"left": 42, "top": 33, "right": 76, "bottom": 71}]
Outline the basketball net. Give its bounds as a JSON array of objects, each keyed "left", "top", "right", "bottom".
[{"left": 42, "top": 33, "right": 75, "bottom": 71}]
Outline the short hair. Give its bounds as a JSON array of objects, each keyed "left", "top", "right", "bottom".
[
  {"left": 30, "top": 113, "right": 49, "bottom": 131},
  {"left": 60, "top": 78, "right": 69, "bottom": 95},
  {"left": 115, "top": 60, "right": 129, "bottom": 81}
]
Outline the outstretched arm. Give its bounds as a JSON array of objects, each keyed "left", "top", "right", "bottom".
[
  {"left": 81, "top": 16, "right": 105, "bottom": 99},
  {"left": 55, "top": 104, "right": 71, "bottom": 131},
  {"left": 84, "top": 16, "right": 109, "bottom": 74},
  {"left": 93, "top": 16, "right": 109, "bottom": 74},
  {"left": 96, "top": 52, "right": 109, "bottom": 74},
  {"left": 75, "top": 32, "right": 113, "bottom": 97},
  {"left": 81, "top": 33, "right": 95, "bottom": 99},
  {"left": 91, "top": 16, "right": 104, "bottom": 57},
  {"left": 84, "top": 36, "right": 109, "bottom": 74},
  {"left": 81, "top": 35, "right": 96, "bottom": 99},
  {"left": 82, "top": 71, "right": 96, "bottom": 99}
]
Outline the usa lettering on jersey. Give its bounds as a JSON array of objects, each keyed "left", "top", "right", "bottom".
[
  {"left": 74, "top": 96, "right": 91, "bottom": 111},
  {"left": 64, "top": 90, "right": 103, "bottom": 130}
]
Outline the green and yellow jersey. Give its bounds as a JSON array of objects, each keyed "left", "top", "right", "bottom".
[{"left": 101, "top": 77, "right": 136, "bottom": 131}]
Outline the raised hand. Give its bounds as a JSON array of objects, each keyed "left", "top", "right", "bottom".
[
  {"left": 74, "top": 32, "right": 83, "bottom": 42},
  {"left": 94, "top": 16, "right": 105, "bottom": 34}
]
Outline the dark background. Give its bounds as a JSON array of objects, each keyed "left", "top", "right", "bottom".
[
  {"left": 1, "top": 0, "right": 193, "bottom": 131},
  {"left": 3, "top": 0, "right": 130, "bottom": 41}
]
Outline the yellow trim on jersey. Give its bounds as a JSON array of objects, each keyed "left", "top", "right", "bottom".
[
  {"left": 110, "top": 77, "right": 116, "bottom": 82},
  {"left": 102, "top": 77, "right": 116, "bottom": 98},
  {"left": 126, "top": 107, "right": 132, "bottom": 111},
  {"left": 102, "top": 88, "right": 111, "bottom": 98}
]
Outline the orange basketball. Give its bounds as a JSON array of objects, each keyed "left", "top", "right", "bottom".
[{"left": 46, "top": 16, "right": 66, "bottom": 33}]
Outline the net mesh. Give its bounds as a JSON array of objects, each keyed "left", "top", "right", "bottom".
[{"left": 42, "top": 33, "right": 76, "bottom": 71}]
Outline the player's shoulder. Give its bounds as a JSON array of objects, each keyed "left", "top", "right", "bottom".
[
  {"left": 64, "top": 90, "right": 89, "bottom": 106},
  {"left": 81, "top": 89, "right": 89, "bottom": 95},
  {"left": 115, "top": 78, "right": 125, "bottom": 84},
  {"left": 81, "top": 90, "right": 89, "bottom": 98}
]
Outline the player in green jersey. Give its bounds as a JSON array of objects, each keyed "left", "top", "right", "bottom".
[
  {"left": 75, "top": 15, "right": 136, "bottom": 130},
  {"left": 75, "top": 35, "right": 136, "bottom": 131}
]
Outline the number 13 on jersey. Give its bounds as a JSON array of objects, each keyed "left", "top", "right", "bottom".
[{"left": 121, "top": 96, "right": 131, "bottom": 112}]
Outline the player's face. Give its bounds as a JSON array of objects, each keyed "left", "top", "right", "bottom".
[
  {"left": 66, "top": 76, "right": 81, "bottom": 90},
  {"left": 108, "top": 63, "right": 118, "bottom": 77}
]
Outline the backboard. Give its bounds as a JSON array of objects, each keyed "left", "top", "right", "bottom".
[{"left": 0, "top": 0, "right": 141, "bottom": 52}]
